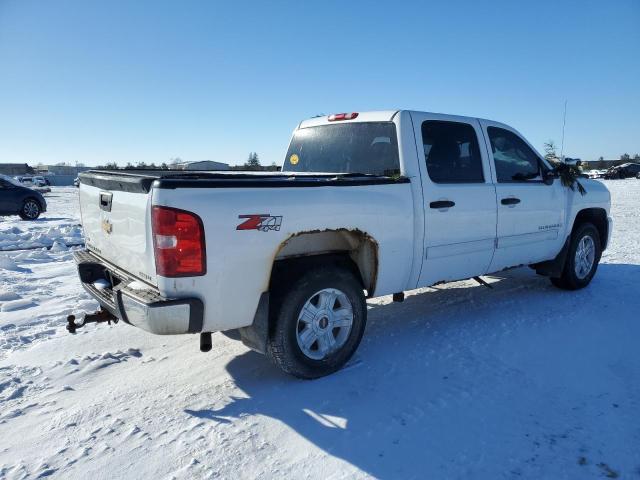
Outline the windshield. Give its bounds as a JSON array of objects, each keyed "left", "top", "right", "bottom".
[
  {"left": 283, "top": 122, "right": 400, "bottom": 176},
  {"left": 0, "top": 174, "right": 23, "bottom": 187}
]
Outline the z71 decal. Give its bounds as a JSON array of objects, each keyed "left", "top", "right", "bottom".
[{"left": 237, "top": 214, "right": 283, "bottom": 232}]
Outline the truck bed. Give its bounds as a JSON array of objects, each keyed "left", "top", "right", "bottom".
[{"left": 79, "top": 170, "right": 408, "bottom": 193}]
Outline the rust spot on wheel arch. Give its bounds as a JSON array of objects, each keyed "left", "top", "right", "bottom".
[{"left": 272, "top": 228, "right": 379, "bottom": 296}]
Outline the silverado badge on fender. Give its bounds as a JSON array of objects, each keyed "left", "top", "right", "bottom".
[{"left": 237, "top": 214, "right": 282, "bottom": 232}]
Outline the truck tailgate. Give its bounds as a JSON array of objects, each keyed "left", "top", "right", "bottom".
[{"left": 79, "top": 183, "right": 157, "bottom": 286}]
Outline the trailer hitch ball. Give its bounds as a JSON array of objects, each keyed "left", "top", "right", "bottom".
[
  {"left": 200, "top": 332, "right": 212, "bottom": 352},
  {"left": 66, "top": 315, "right": 78, "bottom": 334}
]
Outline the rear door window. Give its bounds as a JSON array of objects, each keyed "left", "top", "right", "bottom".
[
  {"left": 283, "top": 122, "right": 400, "bottom": 176},
  {"left": 421, "top": 121, "right": 485, "bottom": 183}
]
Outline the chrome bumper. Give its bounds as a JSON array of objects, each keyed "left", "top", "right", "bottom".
[{"left": 74, "top": 250, "right": 203, "bottom": 335}]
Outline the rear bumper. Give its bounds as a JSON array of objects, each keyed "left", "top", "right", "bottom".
[{"left": 74, "top": 250, "right": 203, "bottom": 335}]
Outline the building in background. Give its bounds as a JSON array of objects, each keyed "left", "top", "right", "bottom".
[
  {"left": 0, "top": 163, "right": 92, "bottom": 185},
  {"left": 170, "top": 160, "right": 230, "bottom": 171},
  {"left": 0, "top": 163, "right": 33, "bottom": 176},
  {"left": 36, "top": 164, "right": 92, "bottom": 185},
  {"left": 37, "top": 164, "right": 92, "bottom": 176}
]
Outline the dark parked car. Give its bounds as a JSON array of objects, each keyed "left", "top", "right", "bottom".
[
  {"left": 0, "top": 176, "right": 47, "bottom": 220},
  {"left": 604, "top": 162, "right": 640, "bottom": 179}
]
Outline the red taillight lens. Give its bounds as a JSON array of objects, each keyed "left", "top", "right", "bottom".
[
  {"left": 328, "top": 112, "right": 359, "bottom": 121},
  {"left": 151, "top": 206, "right": 206, "bottom": 277}
]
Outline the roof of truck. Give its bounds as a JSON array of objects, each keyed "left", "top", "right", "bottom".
[
  {"left": 298, "top": 110, "right": 510, "bottom": 130},
  {"left": 298, "top": 111, "right": 398, "bottom": 129}
]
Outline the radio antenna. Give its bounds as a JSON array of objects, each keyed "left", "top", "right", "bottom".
[{"left": 560, "top": 100, "right": 567, "bottom": 160}]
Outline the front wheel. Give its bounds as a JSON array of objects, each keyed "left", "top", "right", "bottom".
[
  {"left": 19, "top": 199, "right": 41, "bottom": 220},
  {"left": 550, "top": 222, "right": 601, "bottom": 290},
  {"left": 267, "top": 265, "right": 367, "bottom": 379}
]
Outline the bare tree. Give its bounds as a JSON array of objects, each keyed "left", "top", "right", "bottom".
[{"left": 543, "top": 140, "right": 559, "bottom": 163}]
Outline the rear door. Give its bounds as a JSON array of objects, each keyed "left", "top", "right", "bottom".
[
  {"left": 479, "top": 121, "right": 566, "bottom": 271},
  {"left": 411, "top": 113, "right": 498, "bottom": 286}
]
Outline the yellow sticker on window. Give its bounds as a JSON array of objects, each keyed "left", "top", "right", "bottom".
[{"left": 289, "top": 154, "right": 299, "bottom": 165}]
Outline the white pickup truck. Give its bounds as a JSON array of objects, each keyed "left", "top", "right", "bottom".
[{"left": 73, "top": 110, "right": 612, "bottom": 378}]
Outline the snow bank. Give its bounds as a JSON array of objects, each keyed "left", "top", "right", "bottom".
[
  {"left": 0, "top": 290, "right": 21, "bottom": 301},
  {"left": 50, "top": 240, "right": 68, "bottom": 252},
  {"left": 1, "top": 298, "right": 36, "bottom": 312},
  {"left": 0, "top": 188, "right": 83, "bottom": 251},
  {"left": 0, "top": 255, "right": 20, "bottom": 271},
  {"left": 0, "top": 224, "right": 82, "bottom": 251}
]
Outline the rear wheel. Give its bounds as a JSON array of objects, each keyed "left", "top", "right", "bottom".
[
  {"left": 19, "top": 199, "right": 41, "bottom": 220},
  {"left": 550, "top": 222, "right": 601, "bottom": 290},
  {"left": 267, "top": 265, "right": 367, "bottom": 379}
]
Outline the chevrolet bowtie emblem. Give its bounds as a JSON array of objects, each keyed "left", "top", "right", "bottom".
[{"left": 101, "top": 219, "right": 113, "bottom": 234}]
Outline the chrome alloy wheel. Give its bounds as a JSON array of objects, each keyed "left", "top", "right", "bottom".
[
  {"left": 23, "top": 200, "right": 40, "bottom": 219},
  {"left": 296, "top": 288, "right": 354, "bottom": 360},
  {"left": 574, "top": 234, "right": 596, "bottom": 280}
]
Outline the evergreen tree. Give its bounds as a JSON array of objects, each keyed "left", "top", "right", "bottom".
[{"left": 244, "top": 152, "right": 261, "bottom": 170}]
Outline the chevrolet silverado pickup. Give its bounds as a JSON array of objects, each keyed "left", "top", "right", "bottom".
[{"left": 72, "top": 110, "right": 612, "bottom": 378}]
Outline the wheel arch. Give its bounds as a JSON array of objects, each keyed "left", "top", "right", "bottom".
[
  {"left": 270, "top": 229, "right": 379, "bottom": 297},
  {"left": 533, "top": 207, "right": 608, "bottom": 277},
  {"left": 571, "top": 207, "right": 608, "bottom": 250}
]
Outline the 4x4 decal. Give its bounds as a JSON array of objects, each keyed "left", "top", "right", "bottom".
[{"left": 237, "top": 214, "right": 283, "bottom": 232}]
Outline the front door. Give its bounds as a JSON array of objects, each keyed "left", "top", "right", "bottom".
[
  {"left": 411, "top": 113, "right": 498, "bottom": 287},
  {"left": 479, "top": 121, "right": 566, "bottom": 272}
]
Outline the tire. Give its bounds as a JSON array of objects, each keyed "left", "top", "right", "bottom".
[
  {"left": 550, "top": 222, "right": 601, "bottom": 290},
  {"left": 19, "top": 198, "right": 41, "bottom": 220},
  {"left": 267, "top": 264, "right": 367, "bottom": 379}
]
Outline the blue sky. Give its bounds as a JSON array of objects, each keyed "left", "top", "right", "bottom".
[{"left": 0, "top": 0, "right": 638, "bottom": 166}]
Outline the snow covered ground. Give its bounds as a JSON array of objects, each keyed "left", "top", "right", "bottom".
[{"left": 1, "top": 182, "right": 639, "bottom": 479}]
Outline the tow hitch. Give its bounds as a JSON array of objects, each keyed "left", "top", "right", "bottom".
[{"left": 66, "top": 309, "right": 118, "bottom": 333}]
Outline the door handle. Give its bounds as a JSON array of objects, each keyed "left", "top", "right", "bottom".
[
  {"left": 501, "top": 197, "right": 521, "bottom": 205},
  {"left": 99, "top": 192, "right": 113, "bottom": 212},
  {"left": 429, "top": 200, "right": 455, "bottom": 209}
]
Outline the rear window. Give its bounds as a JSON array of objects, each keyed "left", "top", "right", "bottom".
[{"left": 283, "top": 122, "right": 401, "bottom": 176}]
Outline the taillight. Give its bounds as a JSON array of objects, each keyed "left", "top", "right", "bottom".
[
  {"left": 328, "top": 112, "right": 359, "bottom": 121},
  {"left": 151, "top": 206, "right": 206, "bottom": 277}
]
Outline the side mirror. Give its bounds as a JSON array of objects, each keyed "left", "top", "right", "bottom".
[
  {"left": 564, "top": 157, "right": 582, "bottom": 167},
  {"left": 543, "top": 170, "right": 555, "bottom": 185}
]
